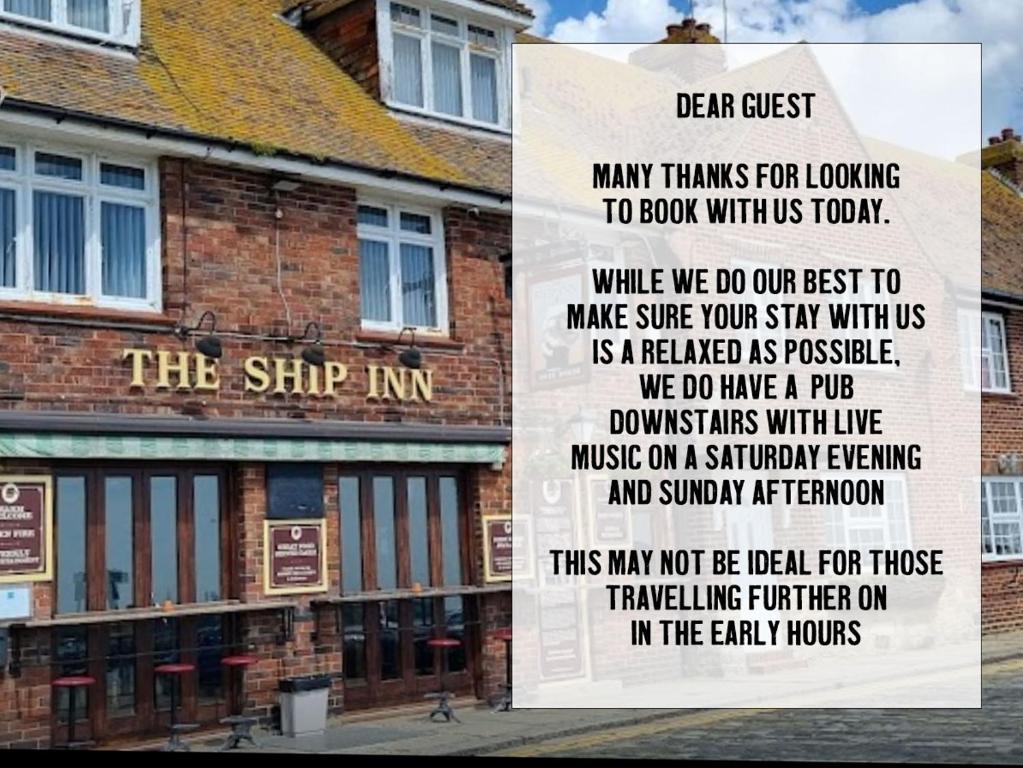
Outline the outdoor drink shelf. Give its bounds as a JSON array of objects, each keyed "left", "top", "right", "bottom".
[
  {"left": 310, "top": 584, "right": 510, "bottom": 639},
  {"left": 3, "top": 599, "right": 298, "bottom": 676}
]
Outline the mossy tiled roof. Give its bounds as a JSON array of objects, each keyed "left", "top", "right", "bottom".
[
  {"left": 982, "top": 173, "right": 1023, "bottom": 298},
  {"left": 0, "top": 0, "right": 511, "bottom": 195}
]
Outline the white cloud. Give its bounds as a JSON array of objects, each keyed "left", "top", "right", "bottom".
[
  {"left": 548, "top": 0, "right": 682, "bottom": 43},
  {"left": 546, "top": 0, "right": 1022, "bottom": 141},
  {"left": 527, "top": 0, "right": 552, "bottom": 35}
]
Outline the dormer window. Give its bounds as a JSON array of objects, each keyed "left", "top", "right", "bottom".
[
  {"left": 384, "top": 1, "right": 509, "bottom": 130},
  {"left": 0, "top": 0, "right": 140, "bottom": 47}
]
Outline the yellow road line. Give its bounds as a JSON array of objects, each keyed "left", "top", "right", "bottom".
[{"left": 499, "top": 655, "right": 1015, "bottom": 757}]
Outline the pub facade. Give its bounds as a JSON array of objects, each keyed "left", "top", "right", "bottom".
[{"left": 0, "top": 0, "right": 529, "bottom": 747}]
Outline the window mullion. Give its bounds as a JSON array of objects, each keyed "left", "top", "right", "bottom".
[
  {"left": 391, "top": 230, "right": 403, "bottom": 327},
  {"left": 420, "top": 28, "right": 431, "bottom": 112},
  {"left": 983, "top": 481, "right": 994, "bottom": 557},
  {"left": 88, "top": 179, "right": 102, "bottom": 301},
  {"left": 460, "top": 41, "right": 471, "bottom": 119}
]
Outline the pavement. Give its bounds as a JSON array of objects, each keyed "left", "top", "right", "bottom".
[{"left": 127, "top": 631, "right": 1023, "bottom": 759}]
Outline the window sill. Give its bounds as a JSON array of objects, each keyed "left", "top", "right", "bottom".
[
  {"left": 983, "top": 558, "right": 1023, "bottom": 568},
  {"left": 355, "top": 329, "right": 465, "bottom": 351},
  {"left": 386, "top": 101, "right": 511, "bottom": 137},
  {"left": 981, "top": 390, "right": 1016, "bottom": 399},
  {"left": 0, "top": 299, "right": 175, "bottom": 328}
]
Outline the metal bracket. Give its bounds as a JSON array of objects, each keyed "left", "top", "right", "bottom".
[
  {"left": 277, "top": 607, "right": 294, "bottom": 646},
  {"left": 6, "top": 626, "right": 21, "bottom": 678}
]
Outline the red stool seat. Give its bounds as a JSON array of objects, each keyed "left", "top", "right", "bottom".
[
  {"left": 493, "top": 629, "right": 513, "bottom": 643},
  {"left": 155, "top": 663, "right": 195, "bottom": 675},
  {"left": 427, "top": 638, "right": 461, "bottom": 649},
  {"left": 53, "top": 676, "right": 96, "bottom": 688},
  {"left": 53, "top": 675, "right": 95, "bottom": 749},
  {"left": 221, "top": 655, "right": 258, "bottom": 668}
]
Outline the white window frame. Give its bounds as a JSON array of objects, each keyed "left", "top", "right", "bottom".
[
  {"left": 0, "top": 0, "right": 140, "bottom": 47},
  {"left": 356, "top": 199, "right": 449, "bottom": 335},
  {"left": 378, "top": 0, "right": 512, "bottom": 131},
  {"left": 959, "top": 308, "right": 1011, "bottom": 393},
  {"left": 826, "top": 473, "right": 912, "bottom": 552},
  {"left": 0, "top": 138, "right": 161, "bottom": 312},
  {"left": 982, "top": 476, "right": 1023, "bottom": 562}
]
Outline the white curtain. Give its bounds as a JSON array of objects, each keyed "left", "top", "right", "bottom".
[
  {"left": 68, "top": 0, "right": 108, "bottom": 32},
  {"left": 400, "top": 243, "right": 436, "bottom": 327},
  {"left": 360, "top": 239, "right": 392, "bottom": 322},
  {"left": 471, "top": 54, "right": 498, "bottom": 123},
  {"left": 432, "top": 42, "right": 462, "bottom": 116},
  {"left": 4, "top": 0, "right": 51, "bottom": 21},
  {"left": 34, "top": 190, "right": 85, "bottom": 295},
  {"left": 101, "top": 201, "right": 146, "bottom": 298},
  {"left": 393, "top": 33, "right": 423, "bottom": 107},
  {"left": 0, "top": 188, "right": 14, "bottom": 288}
]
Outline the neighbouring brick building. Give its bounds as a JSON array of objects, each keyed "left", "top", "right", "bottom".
[
  {"left": 0, "top": 0, "right": 531, "bottom": 748},
  {"left": 978, "top": 130, "right": 1023, "bottom": 633}
]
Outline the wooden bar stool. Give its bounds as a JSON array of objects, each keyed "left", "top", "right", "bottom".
[
  {"left": 154, "top": 662, "right": 198, "bottom": 751},
  {"left": 425, "top": 637, "right": 461, "bottom": 723},
  {"left": 492, "top": 628, "right": 513, "bottom": 712},
  {"left": 219, "top": 655, "right": 259, "bottom": 751},
  {"left": 52, "top": 675, "right": 95, "bottom": 749}
]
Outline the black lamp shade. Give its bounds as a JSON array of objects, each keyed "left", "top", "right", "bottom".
[
  {"left": 399, "top": 346, "right": 422, "bottom": 370},
  {"left": 196, "top": 335, "right": 223, "bottom": 359},
  {"left": 302, "top": 343, "right": 327, "bottom": 367}
]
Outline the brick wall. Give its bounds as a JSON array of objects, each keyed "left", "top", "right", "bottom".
[
  {"left": 308, "top": 0, "right": 381, "bottom": 100},
  {"left": 981, "top": 306, "right": 1023, "bottom": 632},
  {"left": 0, "top": 155, "right": 511, "bottom": 746},
  {"left": 0, "top": 158, "right": 510, "bottom": 423}
]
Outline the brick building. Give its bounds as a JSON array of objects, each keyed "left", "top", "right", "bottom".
[
  {"left": 0, "top": 0, "right": 530, "bottom": 748},
  {"left": 978, "top": 130, "right": 1023, "bottom": 633}
]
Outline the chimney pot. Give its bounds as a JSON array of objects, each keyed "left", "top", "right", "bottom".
[{"left": 1003, "top": 127, "right": 1016, "bottom": 141}]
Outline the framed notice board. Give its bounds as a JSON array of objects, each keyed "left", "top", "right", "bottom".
[
  {"left": 263, "top": 519, "right": 328, "bottom": 596},
  {"left": 0, "top": 476, "right": 53, "bottom": 584}
]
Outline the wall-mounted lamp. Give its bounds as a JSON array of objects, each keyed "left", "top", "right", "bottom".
[
  {"left": 300, "top": 321, "right": 326, "bottom": 367},
  {"left": 177, "top": 310, "right": 223, "bottom": 359},
  {"left": 395, "top": 327, "right": 422, "bottom": 370},
  {"left": 271, "top": 177, "right": 302, "bottom": 194},
  {"left": 567, "top": 406, "right": 596, "bottom": 443}
]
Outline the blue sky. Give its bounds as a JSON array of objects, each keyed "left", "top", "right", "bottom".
[
  {"left": 527, "top": 0, "right": 1022, "bottom": 145},
  {"left": 542, "top": 0, "right": 911, "bottom": 27}
]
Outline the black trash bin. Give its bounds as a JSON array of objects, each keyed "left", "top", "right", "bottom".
[{"left": 278, "top": 674, "right": 332, "bottom": 737}]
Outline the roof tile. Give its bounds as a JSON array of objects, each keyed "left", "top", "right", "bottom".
[{"left": 0, "top": 0, "right": 512, "bottom": 194}]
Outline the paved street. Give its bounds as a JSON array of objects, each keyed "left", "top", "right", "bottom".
[
  {"left": 493, "top": 656, "right": 1023, "bottom": 762},
  {"left": 138, "top": 633, "right": 1023, "bottom": 760}
]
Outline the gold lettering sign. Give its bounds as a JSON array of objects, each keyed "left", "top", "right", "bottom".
[{"left": 122, "top": 349, "right": 431, "bottom": 403}]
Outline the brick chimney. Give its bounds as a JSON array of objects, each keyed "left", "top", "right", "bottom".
[
  {"left": 628, "top": 18, "right": 725, "bottom": 83},
  {"left": 982, "top": 128, "right": 1023, "bottom": 188}
]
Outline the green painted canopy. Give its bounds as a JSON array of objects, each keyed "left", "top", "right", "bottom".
[{"left": 0, "top": 433, "right": 506, "bottom": 467}]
